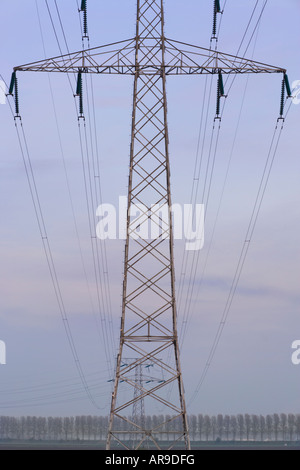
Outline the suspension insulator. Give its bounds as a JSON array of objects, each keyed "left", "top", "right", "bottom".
[
  {"left": 14, "top": 76, "right": 20, "bottom": 117},
  {"left": 9, "top": 71, "right": 16, "bottom": 95},
  {"left": 218, "top": 71, "right": 224, "bottom": 97},
  {"left": 79, "top": 92, "right": 84, "bottom": 117},
  {"left": 80, "top": 0, "right": 88, "bottom": 38},
  {"left": 76, "top": 71, "right": 84, "bottom": 117},
  {"left": 216, "top": 83, "right": 221, "bottom": 117},
  {"left": 284, "top": 73, "right": 292, "bottom": 97},
  {"left": 83, "top": 9, "right": 88, "bottom": 37},
  {"left": 279, "top": 78, "right": 285, "bottom": 117},
  {"left": 212, "top": 0, "right": 221, "bottom": 38},
  {"left": 212, "top": 2, "right": 217, "bottom": 38},
  {"left": 76, "top": 71, "right": 82, "bottom": 96},
  {"left": 216, "top": 71, "right": 225, "bottom": 119}
]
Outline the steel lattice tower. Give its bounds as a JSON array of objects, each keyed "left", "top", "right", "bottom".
[
  {"left": 107, "top": 0, "right": 190, "bottom": 450},
  {"left": 10, "top": 0, "right": 290, "bottom": 452},
  {"left": 131, "top": 362, "right": 146, "bottom": 448}
]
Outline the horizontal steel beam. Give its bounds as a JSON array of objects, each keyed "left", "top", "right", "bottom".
[
  {"left": 14, "top": 38, "right": 286, "bottom": 76},
  {"left": 123, "top": 335, "right": 175, "bottom": 342}
]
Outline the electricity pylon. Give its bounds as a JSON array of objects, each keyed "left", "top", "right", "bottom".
[
  {"left": 130, "top": 360, "right": 146, "bottom": 449},
  {"left": 10, "top": 0, "right": 290, "bottom": 451}
]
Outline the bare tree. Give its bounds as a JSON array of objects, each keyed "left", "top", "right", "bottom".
[
  {"left": 92, "top": 416, "right": 99, "bottom": 440},
  {"left": 47, "top": 417, "right": 54, "bottom": 440},
  {"left": 245, "top": 414, "right": 251, "bottom": 441},
  {"left": 0, "top": 416, "right": 4, "bottom": 439},
  {"left": 198, "top": 414, "right": 204, "bottom": 442},
  {"left": 266, "top": 415, "right": 273, "bottom": 441},
  {"left": 86, "top": 415, "right": 93, "bottom": 440},
  {"left": 237, "top": 414, "right": 244, "bottom": 441},
  {"left": 63, "top": 417, "right": 71, "bottom": 441},
  {"left": 75, "top": 416, "right": 81, "bottom": 440},
  {"left": 259, "top": 415, "right": 265, "bottom": 441},
  {"left": 280, "top": 413, "right": 287, "bottom": 441},
  {"left": 80, "top": 415, "right": 87, "bottom": 440},
  {"left": 203, "top": 415, "right": 211, "bottom": 441},
  {"left": 288, "top": 414, "right": 295, "bottom": 441},
  {"left": 211, "top": 416, "right": 217, "bottom": 441},
  {"left": 32, "top": 416, "right": 38, "bottom": 440},
  {"left": 251, "top": 415, "right": 259, "bottom": 441},
  {"left": 295, "top": 415, "right": 300, "bottom": 441},
  {"left": 53, "top": 417, "right": 62, "bottom": 440},
  {"left": 70, "top": 417, "right": 75, "bottom": 440},
  {"left": 217, "top": 414, "right": 224, "bottom": 440},
  {"left": 145, "top": 415, "right": 152, "bottom": 441},
  {"left": 224, "top": 415, "right": 230, "bottom": 441},
  {"left": 273, "top": 413, "right": 280, "bottom": 441},
  {"left": 8, "top": 417, "right": 17, "bottom": 439},
  {"left": 37, "top": 417, "right": 47, "bottom": 440},
  {"left": 189, "top": 415, "right": 197, "bottom": 441},
  {"left": 26, "top": 416, "right": 33, "bottom": 440},
  {"left": 230, "top": 415, "right": 237, "bottom": 441},
  {"left": 152, "top": 415, "right": 159, "bottom": 438},
  {"left": 20, "top": 416, "right": 26, "bottom": 440}
]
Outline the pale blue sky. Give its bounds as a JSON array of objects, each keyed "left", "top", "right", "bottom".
[{"left": 0, "top": 1, "right": 300, "bottom": 418}]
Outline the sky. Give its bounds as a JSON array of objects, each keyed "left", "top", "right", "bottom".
[{"left": 0, "top": 0, "right": 300, "bottom": 419}]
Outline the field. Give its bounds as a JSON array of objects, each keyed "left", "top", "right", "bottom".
[{"left": 0, "top": 440, "right": 300, "bottom": 450}]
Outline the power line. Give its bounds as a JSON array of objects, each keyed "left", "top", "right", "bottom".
[
  {"left": 178, "top": 0, "right": 270, "bottom": 351},
  {"left": 177, "top": 2, "right": 227, "bottom": 345},
  {"left": 34, "top": 0, "right": 115, "bottom": 396},
  {"left": 188, "top": 105, "right": 291, "bottom": 405},
  {"left": 3, "top": 16, "right": 103, "bottom": 411},
  {"left": 10, "top": 112, "right": 100, "bottom": 410},
  {"left": 41, "top": 0, "right": 116, "bottom": 375},
  {"left": 35, "top": 0, "right": 101, "bottom": 344},
  {"left": 174, "top": 0, "right": 286, "bottom": 403}
]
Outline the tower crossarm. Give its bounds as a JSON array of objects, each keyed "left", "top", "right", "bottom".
[
  {"left": 13, "top": 37, "right": 286, "bottom": 76},
  {"left": 164, "top": 38, "right": 286, "bottom": 75}
]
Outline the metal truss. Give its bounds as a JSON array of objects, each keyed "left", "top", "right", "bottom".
[
  {"left": 14, "top": 37, "right": 285, "bottom": 76},
  {"left": 106, "top": 0, "right": 190, "bottom": 450},
  {"left": 12, "top": 0, "right": 288, "bottom": 452}
]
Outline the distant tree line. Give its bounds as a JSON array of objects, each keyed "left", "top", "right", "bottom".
[
  {"left": 188, "top": 413, "right": 300, "bottom": 442},
  {"left": 0, "top": 414, "right": 300, "bottom": 442}
]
